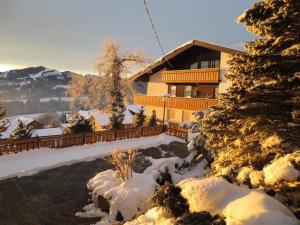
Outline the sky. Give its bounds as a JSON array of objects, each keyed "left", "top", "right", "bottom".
[{"left": 0, "top": 0, "right": 255, "bottom": 74}]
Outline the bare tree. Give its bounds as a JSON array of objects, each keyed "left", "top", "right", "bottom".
[
  {"left": 0, "top": 101, "right": 9, "bottom": 138},
  {"left": 96, "top": 39, "right": 146, "bottom": 128}
]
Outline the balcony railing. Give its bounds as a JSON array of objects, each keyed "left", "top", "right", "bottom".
[
  {"left": 134, "top": 95, "right": 218, "bottom": 111},
  {"left": 162, "top": 68, "right": 220, "bottom": 83}
]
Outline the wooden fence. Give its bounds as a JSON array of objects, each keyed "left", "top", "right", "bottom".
[{"left": 0, "top": 126, "right": 187, "bottom": 156}]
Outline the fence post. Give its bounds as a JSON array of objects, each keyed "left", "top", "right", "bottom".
[
  {"left": 82, "top": 133, "right": 86, "bottom": 145},
  {"left": 114, "top": 130, "right": 117, "bottom": 141},
  {"left": 185, "top": 130, "right": 188, "bottom": 143},
  {"left": 37, "top": 137, "right": 40, "bottom": 149},
  {"left": 141, "top": 126, "right": 143, "bottom": 137}
]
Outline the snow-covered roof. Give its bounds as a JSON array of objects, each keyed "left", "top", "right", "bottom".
[
  {"left": 15, "top": 116, "right": 34, "bottom": 126},
  {"left": 127, "top": 104, "right": 142, "bottom": 114},
  {"left": 32, "top": 128, "right": 63, "bottom": 137},
  {"left": 68, "top": 105, "right": 142, "bottom": 127},
  {"left": 130, "top": 39, "right": 245, "bottom": 81}
]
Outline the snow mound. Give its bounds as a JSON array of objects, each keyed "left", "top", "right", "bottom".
[
  {"left": 178, "top": 177, "right": 298, "bottom": 225},
  {"left": 263, "top": 152, "right": 299, "bottom": 185},
  {"left": 124, "top": 207, "right": 175, "bottom": 225},
  {"left": 80, "top": 170, "right": 158, "bottom": 223}
]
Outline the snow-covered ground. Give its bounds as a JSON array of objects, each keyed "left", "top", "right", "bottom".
[
  {"left": 0, "top": 134, "right": 184, "bottom": 181},
  {"left": 76, "top": 132, "right": 299, "bottom": 225}
]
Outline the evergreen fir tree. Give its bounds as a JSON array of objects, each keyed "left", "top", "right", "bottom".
[
  {"left": 109, "top": 66, "right": 126, "bottom": 129},
  {"left": 66, "top": 113, "right": 93, "bottom": 134},
  {"left": 148, "top": 110, "right": 157, "bottom": 127},
  {"left": 0, "top": 102, "right": 8, "bottom": 138},
  {"left": 134, "top": 106, "right": 146, "bottom": 127},
  {"left": 10, "top": 120, "right": 32, "bottom": 139},
  {"left": 199, "top": 0, "right": 300, "bottom": 172}
]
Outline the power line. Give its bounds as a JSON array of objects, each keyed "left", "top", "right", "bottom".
[{"left": 143, "top": 0, "right": 173, "bottom": 68}]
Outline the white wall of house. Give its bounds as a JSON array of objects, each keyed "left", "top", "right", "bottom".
[
  {"left": 219, "top": 52, "right": 232, "bottom": 94},
  {"left": 146, "top": 68, "right": 168, "bottom": 96}
]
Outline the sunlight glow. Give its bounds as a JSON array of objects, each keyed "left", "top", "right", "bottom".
[{"left": 0, "top": 64, "right": 14, "bottom": 72}]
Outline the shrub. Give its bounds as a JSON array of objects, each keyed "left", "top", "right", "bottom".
[
  {"left": 111, "top": 148, "right": 137, "bottom": 182},
  {"left": 149, "top": 183, "right": 189, "bottom": 217},
  {"left": 156, "top": 167, "right": 173, "bottom": 186},
  {"left": 175, "top": 212, "right": 226, "bottom": 225},
  {"left": 148, "top": 110, "right": 157, "bottom": 127},
  {"left": 64, "top": 113, "right": 93, "bottom": 134}
]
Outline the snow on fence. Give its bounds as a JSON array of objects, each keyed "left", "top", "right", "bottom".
[{"left": 0, "top": 126, "right": 188, "bottom": 155}]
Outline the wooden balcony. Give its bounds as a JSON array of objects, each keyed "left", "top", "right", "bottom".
[
  {"left": 134, "top": 95, "right": 218, "bottom": 111},
  {"left": 162, "top": 68, "right": 220, "bottom": 83}
]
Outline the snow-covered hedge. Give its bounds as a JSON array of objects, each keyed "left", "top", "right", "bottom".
[
  {"left": 236, "top": 152, "right": 300, "bottom": 186},
  {"left": 178, "top": 177, "right": 298, "bottom": 225}
]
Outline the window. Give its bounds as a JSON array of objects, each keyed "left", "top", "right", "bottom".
[
  {"left": 200, "top": 60, "right": 209, "bottom": 68},
  {"left": 182, "top": 111, "right": 190, "bottom": 122},
  {"left": 184, "top": 86, "right": 192, "bottom": 98},
  {"left": 190, "top": 61, "right": 198, "bottom": 69},
  {"left": 169, "top": 85, "right": 176, "bottom": 97},
  {"left": 168, "top": 109, "right": 176, "bottom": 121},
  {"left": 200, "top": 59, "right": 220, "bottom": 68},
  {"left": 211, "top": 60, "right": 220, "bottom": 68}
]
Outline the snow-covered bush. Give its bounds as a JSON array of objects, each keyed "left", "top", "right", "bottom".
[
  {"left": 149, "top": 183, "right": 189, "bottom": 217},
  {"left": 178, "top": 177, "right": 298, "bottom": 225},
  {"left": 235, "top": 152, "right": 300, "bottom": 187},
  {"left": 124, "top": 207, "right": 175, "bottom": 225},
  {"left": 263, "top": 152, "right": 299, "bottom": 185},
  {"left": 77, "top": 170, "right": 158, "bottom": 223}
]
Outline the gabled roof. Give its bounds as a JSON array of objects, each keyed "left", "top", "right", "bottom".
[{"left": 130, "top": 39, "right": 245, "bottom": 81}]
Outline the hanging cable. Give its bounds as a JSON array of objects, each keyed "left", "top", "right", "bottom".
[{"left": 143, "top": 0, "right": 173, "bottom": 68}]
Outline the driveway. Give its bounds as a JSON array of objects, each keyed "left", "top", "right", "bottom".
[{"left": 0, "top": 142, "right": 188, "bottom": 225}]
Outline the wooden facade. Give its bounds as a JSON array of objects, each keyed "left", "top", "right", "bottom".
[
  {"left": 162, "top": 68, "right": 219, "bottom": 83},
  {"left": 134, "top": 95, "right": 218, "bottom": 111}
]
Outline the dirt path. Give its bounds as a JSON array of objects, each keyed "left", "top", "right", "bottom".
[{"left": 0, "top": 142, "right": 187, "bottom": 225}]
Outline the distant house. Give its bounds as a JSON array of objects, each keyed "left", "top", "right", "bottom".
[
  {"left": 15, "top": 116, "right": 44, "bottom": 130},
  {"left": 130, "top": 40, "right": 244, "bottom": 123},
  {"left": 0, "top": 116, "right": 45, "bottom": 139},
  {"left": 65, "top": 105, "right": 142, "bottom": 131}
]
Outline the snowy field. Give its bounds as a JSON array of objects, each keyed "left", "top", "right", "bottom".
[{"left": 0, "top": 134, "right": 184, "bottom": 181}]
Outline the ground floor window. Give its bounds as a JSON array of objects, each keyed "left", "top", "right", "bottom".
[
  {"left": 169, "top": 85, "right": 176, "bottom": 97},
  {"left": 184, "top": 86, "right": 192, "bottom": 98}
]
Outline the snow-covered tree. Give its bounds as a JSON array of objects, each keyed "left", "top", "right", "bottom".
[
  {"left": 96, "top": 39, "right": 146, "bottom": 129},
  {"left": 200, "top": 0, "right": 300, "bottom": 172},
  {"left": 10, "top": 120, "right": 32, "bottom": 139},
  {"left": 0, "top": 102, "right": 8, "bottom": 138},
  {"left": 148, "top": 110, "right": 157, "bottom": 127},
  {"left": 65, "top": 113, "right": 93, "bottom": 134},
  {"left": 134, "top": 106, "right": 146, "bottom": 128}
]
